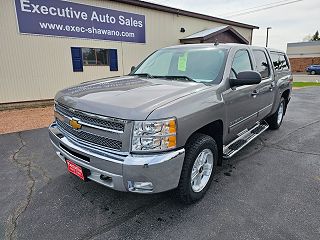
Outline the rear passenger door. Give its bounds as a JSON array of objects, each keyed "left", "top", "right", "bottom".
[
  {"left": 252, "top": 49, "right": 275, "bottom": 119},
  {"left": 270, "top": 51, "right": 291, "bottom": 80},
  {"left": 269, "top": 51, "right": 292, "bottom": 109}
]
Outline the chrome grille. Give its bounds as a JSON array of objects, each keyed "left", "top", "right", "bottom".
[
  {"left": 56, "top": 119, "right": 122, "bottom": 151},
  {"left": 55, "top": 104, "right": 125, "bottom": 132}
]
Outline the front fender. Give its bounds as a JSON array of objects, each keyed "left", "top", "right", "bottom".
[{"left": 147, "top": 89, "right": 225, "bottom": 148}]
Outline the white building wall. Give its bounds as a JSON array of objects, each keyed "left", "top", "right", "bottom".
[
  {"left": 287, "top": 41, "right": 320, "bottom": 58},
  {"left": 0, "top": 0, "right": 253, "bottom": 103}
]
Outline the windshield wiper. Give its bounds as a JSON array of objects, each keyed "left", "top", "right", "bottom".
[
  {"left": 131, "top": 73, "right": 154, "bottom": 78},
  {"left": 157, "top": 75, "right": 196, "bottom": 82},
  {"left": 132, "top": 74, "right": 197, "bottom": 82}
]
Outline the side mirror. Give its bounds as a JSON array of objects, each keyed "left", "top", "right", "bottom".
[
  {"left": 130, "top": 66, "right": 136, "bottom": 73},
  {"left": 230, "top": 71, "right": 262, "bottom": 87}
]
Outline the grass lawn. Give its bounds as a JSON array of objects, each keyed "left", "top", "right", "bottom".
[{"left": 293, "top": 82, "right": 320, "bottom": 88}]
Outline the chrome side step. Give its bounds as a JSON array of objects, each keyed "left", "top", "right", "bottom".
[{"left": 223, "top": 121, "right": 269, "bottom": 159}]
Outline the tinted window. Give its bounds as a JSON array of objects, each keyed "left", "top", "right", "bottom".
[
  {"left": 253, "top": 50, "right": 270, "bottom": 78},
  {"left": 270, "top": 52, "right": 289, "bottom": 71},
  {"left": 279, "top": 54, "right": 289, "bottom": 70},
  {"left": 270, "top": 52, "right": 281, "bottom": 71},
  {"left": 230, "top": 49, "right": 252, "bottom": 79}
]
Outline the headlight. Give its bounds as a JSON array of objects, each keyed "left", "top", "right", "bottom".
[{"left": 132, "top": 118, "right": 177, "bottom": 152}]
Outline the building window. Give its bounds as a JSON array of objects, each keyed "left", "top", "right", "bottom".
[{"left": 82, "top": 48, "right": 109, "bottom": 66}]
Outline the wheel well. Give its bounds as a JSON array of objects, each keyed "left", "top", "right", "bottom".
[
  {"left": 189, "top": 120, "right": 224, "bottom": 166},
  {"left": 282, "top": 89, "right": 290, "bottom": 102},
  {"left": 281, "top": 89, "right": 290, "bottom": 112}
]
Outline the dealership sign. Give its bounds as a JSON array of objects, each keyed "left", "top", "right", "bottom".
[{"left": 14, "top": 0, "right": 146, "bottom": 43}]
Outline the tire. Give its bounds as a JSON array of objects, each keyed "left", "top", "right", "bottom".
[
  {"left": 311, "top": 70, "right": 316, "bottom": 75},
  {"left": 176, "top": 133, "right": 217, "bottom": 204},
  {"left": 266, "top": 97, "right": 286, "bottom": 130}
]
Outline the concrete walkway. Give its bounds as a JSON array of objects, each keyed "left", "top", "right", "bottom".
[{"left": 293, "top": 74, "right": 320, "bottom": 82}]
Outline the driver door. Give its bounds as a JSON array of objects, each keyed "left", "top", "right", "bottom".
[{"left": 223, "top": 48, "right": 259, "bottom": 143}]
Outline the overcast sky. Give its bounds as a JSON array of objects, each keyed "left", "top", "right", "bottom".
[{"left": 146, "top": 0, "right": 319, "bottom": 51}]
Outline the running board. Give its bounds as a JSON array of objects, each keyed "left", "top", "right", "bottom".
[{"left": 223, "top": 121, "right": 269, "bottom": 159}]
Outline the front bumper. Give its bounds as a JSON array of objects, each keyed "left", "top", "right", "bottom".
[{"left": 48, "top": 122, "right": 185, "bottom": 193}]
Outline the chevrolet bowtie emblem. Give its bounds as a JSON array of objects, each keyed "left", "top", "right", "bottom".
[{"left": 69, "top": 119, "right": 82, "bottom": 130}]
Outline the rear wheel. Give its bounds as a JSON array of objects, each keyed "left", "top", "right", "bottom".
[
  {"left": 176, "top": 133, "right": 217, "bottom": 204},
  {"left": 266, "top": 97, "right": 286, "bottom": 130},
  {"left": 311, "top": 70, "right": 316, "bottom": 75}
]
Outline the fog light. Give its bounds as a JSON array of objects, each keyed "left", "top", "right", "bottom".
[{"left": 128, "top": 181, "right": 153, "bottom": 192}]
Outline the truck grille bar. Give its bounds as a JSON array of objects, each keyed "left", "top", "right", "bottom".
[
  {"left": 55, "top": 103, "right": 125, "bottom": 132},
  {"left": 56, "top": 119, "right": 122, "bottom": 151}
]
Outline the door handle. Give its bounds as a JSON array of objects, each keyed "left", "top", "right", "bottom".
[
  {"left": 270, "top": 82, "right": 276, "bottom": 91},
  {"left": 251, "top": 90, "right": 259, "bottom": 98}
]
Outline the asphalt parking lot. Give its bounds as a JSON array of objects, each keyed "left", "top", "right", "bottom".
[{"left": 1, "top": 87, "right": 320, "bottom": 240}]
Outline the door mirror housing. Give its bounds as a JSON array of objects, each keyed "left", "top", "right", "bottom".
[
  {"left": 130, "top": 66, "right": 136, "bottom": 73},
  {"left": 230, "top": 70, "right": 262, "bottom": 87}
]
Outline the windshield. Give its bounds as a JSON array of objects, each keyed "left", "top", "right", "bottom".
[{"left": 131, "top": 47, "right": 227, "bottom": 84}]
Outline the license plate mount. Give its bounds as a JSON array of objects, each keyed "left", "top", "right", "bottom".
[{"left": 66, "top": 160, "right": 87, "bottom": 180}]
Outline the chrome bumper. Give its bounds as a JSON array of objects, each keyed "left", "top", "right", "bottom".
[{"left": 48, "top": 122, "right": 185, "bottom": 193}]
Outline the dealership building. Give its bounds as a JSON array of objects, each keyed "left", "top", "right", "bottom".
[
  {"left": 1, "top": 0, "right": 258, "bottom": 104},
  {"left": 286, "top": 41, "right": 320, "bottom": 72}
]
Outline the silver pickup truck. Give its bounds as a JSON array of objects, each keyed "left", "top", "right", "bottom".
[{"left": 49, "top": 43, "right": 292, "bottom": 204}]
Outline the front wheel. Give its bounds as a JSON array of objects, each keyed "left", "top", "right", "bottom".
[
  {"left": 311, "top": 70, "right": 316, "bottom": 75},
  {"left": 266, "top": 97, "right": 286, "bottom": 130},
  {"left": 176, "top": 133, "right": 217, "bottom": 204}
]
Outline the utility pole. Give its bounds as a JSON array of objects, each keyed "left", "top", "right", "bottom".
[{"left": 266, "top": 27, "right": 272, "bottom": 47}]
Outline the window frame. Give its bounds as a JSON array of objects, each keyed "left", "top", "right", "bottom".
[
  {"left": 270, "top": 52, "right": 281, "bottom": 72},
  {"left": 131, "top": 47, "right": 228, "bottom": 84},
  {"left": 82, "top": 48, "right": 110, "bottom": 66},
  {"left": 270, "top": 51, "right": 290, "bottom": 72},
  {"left": 252, "top": 49, "right": 271, "bottom": 80},
  {"left": 230, "top": 48, "right": 253, "bottom": 79},
  {"left": 278, "top": 53, "right": 290, "bottom": 71}
]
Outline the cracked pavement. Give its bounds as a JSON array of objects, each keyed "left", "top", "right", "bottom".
[{"left": 0, "top": 87, "right": 320, "bottom": 240}]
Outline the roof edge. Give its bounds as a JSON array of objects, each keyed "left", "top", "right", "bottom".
[
  {"left": 287, "top": 41, "right": 320, "bottom": 47},
  {"left": 110, "top": 0, "right": 259, "bottom": 30},
  {"left": 180, "top": 26, "right": 249, "bottom": 44}
]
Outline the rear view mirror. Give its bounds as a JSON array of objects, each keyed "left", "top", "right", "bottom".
[{"left": 230, "top": 70, "right": 262, "bottom": 87}]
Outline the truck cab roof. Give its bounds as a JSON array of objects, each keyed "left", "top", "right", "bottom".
[{"left": 163, "top": 43, "right": 284, "bottom": 54}]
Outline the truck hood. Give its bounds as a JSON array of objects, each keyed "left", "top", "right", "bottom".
[{"left": 55, "top": 76, "right": 208, "bottom": 120}]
